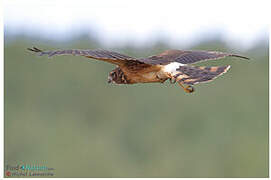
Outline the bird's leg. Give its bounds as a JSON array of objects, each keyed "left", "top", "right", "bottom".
[
  {"left": 169, "top": 77, "right": 176, "bottom": 84},
  {"left": 178, "top": 81, "right": 194, "bottom": 93}
]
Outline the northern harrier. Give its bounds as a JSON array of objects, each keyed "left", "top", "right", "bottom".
[{"left": 28, "top": 47, "right": 249, "bottom": 93}]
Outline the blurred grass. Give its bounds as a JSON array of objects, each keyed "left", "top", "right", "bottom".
[{"left": 4, "top": 37, "right": 268, "bottom": 177}]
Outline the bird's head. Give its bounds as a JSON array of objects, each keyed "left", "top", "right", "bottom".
[
  {"left": 107, "top": 71, "right": 117, "bottom": 84},
  {"left": 108, "top": 68, "right": 128, "bottom": 84}
]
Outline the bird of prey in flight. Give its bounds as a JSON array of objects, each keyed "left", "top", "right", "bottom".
[{"left": 28, "top": 47, "right": 249, "bottom": 93}]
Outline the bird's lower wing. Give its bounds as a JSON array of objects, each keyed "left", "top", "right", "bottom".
[
  {"left": 172, "top": 65, "right": 231, "bottom": 85},
  {"left": 27, "top": 47, "right": 142, "bottom": 65}
]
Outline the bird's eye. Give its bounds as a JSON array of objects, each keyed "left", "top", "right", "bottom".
[{"left": 112, "top": 72, "right": 116, "bottom": 78}]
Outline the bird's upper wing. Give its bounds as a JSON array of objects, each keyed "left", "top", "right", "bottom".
[
  {"left": 140, "top": 49, "right": 249, "bottom": 65},
  {"left": 27, "top": 47, "right": 144, "bottom": 65}
]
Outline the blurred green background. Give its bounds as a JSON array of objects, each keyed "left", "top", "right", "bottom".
[{"left": 4, "top": 36, "right": 268, "bottom": 177}]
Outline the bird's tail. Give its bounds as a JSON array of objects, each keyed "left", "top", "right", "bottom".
[{"left": 174, "top": 65, "right": 231, "bottom": 85}]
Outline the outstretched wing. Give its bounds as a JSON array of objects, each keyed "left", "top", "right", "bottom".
[
  {"left": 172, "top": 65, "right": 231, "bottom": 85},
  {"left": 141, "top": 49, "right": 249, "bottom": 65},
  {"left": 27, "top": 47, "right": 144, "bottom": 65}
]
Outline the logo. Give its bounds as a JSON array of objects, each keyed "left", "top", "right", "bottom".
[
  {"left": 4, "top": 161, "right": 55, "bottom": 177},
  {"left": 5, "top": 171, "right": 11, "bottom": 177}
]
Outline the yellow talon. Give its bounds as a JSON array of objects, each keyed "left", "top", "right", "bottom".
[
  {"left": 184, "top": 85, "right": 194, "bottom": 93},
  {"left": 178, "top": 82, "right": 195, "bottom": 93}
]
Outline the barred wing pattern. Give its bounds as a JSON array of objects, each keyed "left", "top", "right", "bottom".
[
  {"left": 27, "top": 47, "right": 142, "bottom": 65},
  {"left": 142, "top": 50, "right": 249, "bottom": 65},
  {"left": 174, "top": 65, "right": 231, "bottom": 85}
]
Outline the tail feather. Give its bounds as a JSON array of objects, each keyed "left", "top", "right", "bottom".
[{"left": 175, "top": 65, "right": 230, "bottom": 85}]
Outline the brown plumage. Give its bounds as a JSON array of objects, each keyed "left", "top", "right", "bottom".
[{"left": 27, "top": 47, "right": 249, "bottom": 93}]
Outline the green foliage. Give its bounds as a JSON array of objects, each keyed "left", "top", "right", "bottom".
[{"left": 4, "top": 37, "right": 268, "bottom": 177}]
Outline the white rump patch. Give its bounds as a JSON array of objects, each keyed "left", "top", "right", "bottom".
[{"left": 163, "top": 62, "right": 185, "bottom": 75}]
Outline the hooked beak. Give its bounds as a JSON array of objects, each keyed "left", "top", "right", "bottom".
[{"left": 108, "top": 77, "right": 113, "bottom": 83}]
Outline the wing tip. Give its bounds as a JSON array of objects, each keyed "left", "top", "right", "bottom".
[
  {"left": 229, "top": 54, "right": 250, "bottom": 60},
  {"left": 27, "top": 46, "right": 43, "bottom": 53}
]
